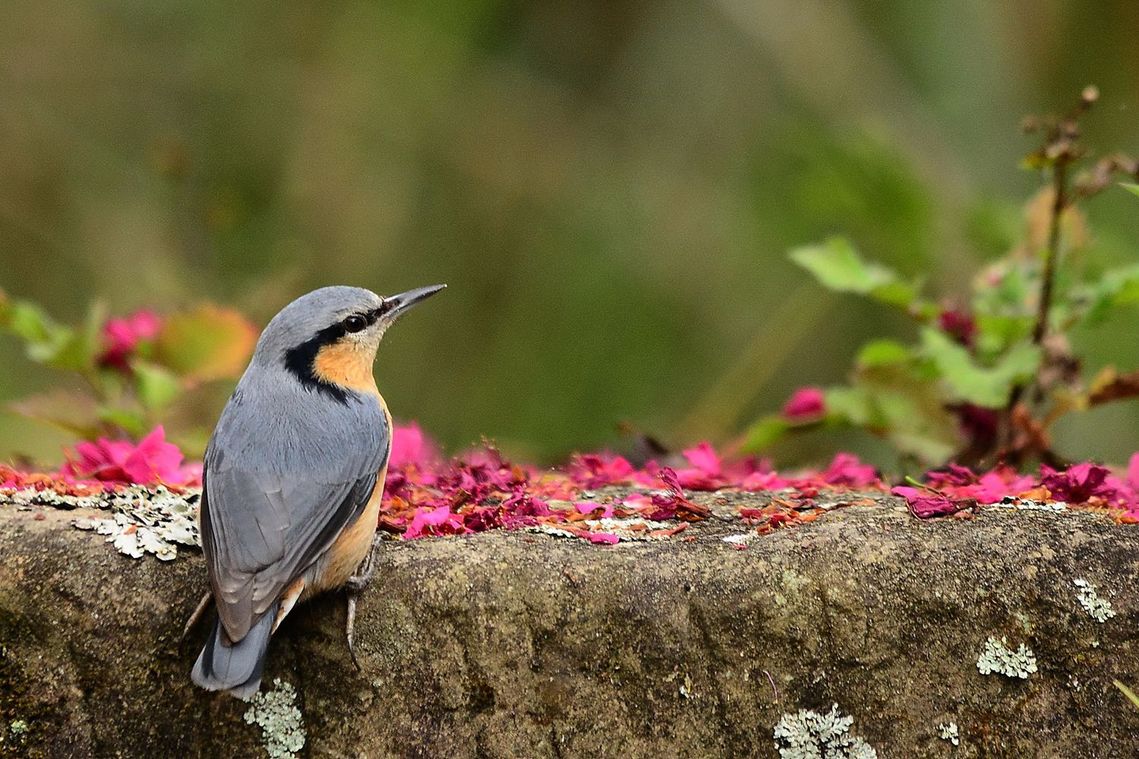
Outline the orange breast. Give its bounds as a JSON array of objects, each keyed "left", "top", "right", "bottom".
[{"left": 312, "top": 342, "right": 380, "bottom": 395}]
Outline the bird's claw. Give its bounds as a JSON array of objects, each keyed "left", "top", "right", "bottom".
[
  {"left": 346, "top": 590, "right": 362, "bottom": 670},
  {"left": 180, "top": 592, "right": 213, "bottom": 642},
  {"left": 345, "top": 537, "right": 380, "bottom": 592},
  {"left": 344, "top": 538, "right": 380, "bottom": 669}
]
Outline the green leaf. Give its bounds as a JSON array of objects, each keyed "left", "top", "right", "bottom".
[
  {"left": 920, "top": 328, "right": 1040, "bottom": 407},
  {"left": 0, "top": 297, "right": 103, "bottom": 372},
  {"left": 853, "top": 364, "right": 960, "bottom": 464},
  {"left": 868, "top": 280, "right": 920, "bottom": 308},
  {"left": 741, "top": 415, "right": 790, "bottom": 452},
  {"left": 1077, "top": 263, "right": 1139, "bottom": 325},
  {"left": 823, "top": 386, "right": 876, "bottom": 426},
  {"left": 790, "top": 238, "right": 921, "bottom": 310},
  {"left": 972, "top": 262, "right": 1033, "bottom": 319},
  {"left": 1121, "top": 182, "right": 1139, "bottom": 199},
  {"left": 855, "top": 339, "right": 911, "bottom": 369},
  {"left": 97, "top": 406, "right": 148, "bottom": 437},
  {"left": 153, "top": 305, "right": 258, "bottom": 383},
  {"left": 6, "top": 390, "right": 104, "bottom": 438},
  {"left": 46, "top": 301, "right": 106, "bottom": 373},
  {"left": 6, "top": 300, "right": 60, "bottom": 345},
  {"left": 133, "top": 361, "right": 181, "bottom": 410},
  {"left": 789, "top": 237, "right": 893, "bottom": 292},
  {"left": 974, "top": 314, "right": 1034, "bottom": 359}
]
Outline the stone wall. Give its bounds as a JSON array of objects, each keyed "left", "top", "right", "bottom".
[{"left": 1, "top": 497, "right": 1137, "bottom": 757}]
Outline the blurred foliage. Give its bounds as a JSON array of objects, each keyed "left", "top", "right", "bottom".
[
  {"left": 1, "top": 0, "right": 1139, "bottom": 467},
  {"left": 0, "top": 292, "right": 255, "bottom": 451},
  {"left": 746, "top": 91, "right": 1139, "bottom": 469}
]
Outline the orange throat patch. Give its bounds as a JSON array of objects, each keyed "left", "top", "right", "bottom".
[{"left": 312, "top": 342, "right": 379, "bottom": 394}]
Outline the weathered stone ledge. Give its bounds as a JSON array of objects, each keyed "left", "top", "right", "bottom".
[{"left": 1, "top": 496, "right": 1137, "bottom": 757}]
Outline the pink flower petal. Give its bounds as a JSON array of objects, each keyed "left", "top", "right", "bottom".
[
  {"left": 98, "top": 310, "right": 163, "bottom": 370},
  {"left": 61, "top": 426, "right": 189, "bottom": 485},
  {"left": 821, "top": 453, "right": 878, "bottom": 487},
  {"left": 585, "top": 531, "right": 620, "bottom": 545},
  {"left": 682, "top": 442, "right": 721, "bottom": 477},
  {"left": 782, "top": 387, "right": 826, "bottom": 422},
  {"left": 891, "top": 485, "right": 963, "bottom": 518},
  {"left": 403, "top": 505, "right": 466, "bottom": 540},
  {"left": 566, "top": 453, "right": 636, "bottom": 488},
  {"left": 389, "top": 422, "right": 439, "bottom": 469}
]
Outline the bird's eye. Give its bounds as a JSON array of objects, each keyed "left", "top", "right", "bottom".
[{"left": 343, "top": 314, "right": 368, "bottom": 333}]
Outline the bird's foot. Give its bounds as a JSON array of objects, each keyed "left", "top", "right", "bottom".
[
  {"left": 345, "top": 536, "right": 380, "bottom": 592},
  {"left": 344, "top": 538, "right": 381, "bottom": 669},
  {"left": 180, "top": 592, "right": 213, "bottom": 642},
  {"left": 346, "top": 590, "right": 362, "bottom": 670}
]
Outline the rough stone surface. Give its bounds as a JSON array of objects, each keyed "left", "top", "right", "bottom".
[{"left": 2, "top": 496, "right": 1138, "bottom": 758}]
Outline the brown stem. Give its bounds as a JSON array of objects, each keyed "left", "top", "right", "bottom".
[
  {"left": 1033, "top": 160, "right": 1069, "bottom": 345},
  {"left": 1001, "top": 158, "right": 1070, "bottom": 454}
]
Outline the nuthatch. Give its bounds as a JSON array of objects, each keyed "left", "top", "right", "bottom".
[{"left": 190, "top": 284, "right": 444, "bottom": 697}]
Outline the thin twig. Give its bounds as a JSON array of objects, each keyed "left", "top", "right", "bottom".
[
  {"left": 1002, "top": 112, "right": 1079, "bottom": 455},
  {"left": 1033, "top": 160, "right": 1069, "bottom": 345}
]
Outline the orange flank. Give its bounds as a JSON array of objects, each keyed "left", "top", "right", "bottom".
[
  {"left": 312, "top": 342, "right": 380, "bottom": 395},
  {"left": 304, "top": 463, "right": 389, "bottom": 598}
]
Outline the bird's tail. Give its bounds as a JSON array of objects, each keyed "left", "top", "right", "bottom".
[{"left": 191, "top": 602, "right": 278, "bottom": 699}]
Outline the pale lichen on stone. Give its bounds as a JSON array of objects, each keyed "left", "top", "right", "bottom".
[
  {"left": 3, "top": 719, "right": 29, "bottom": 750},
  {"left": 977, "top": 636, "right": 1037, "bottom": 679},
  {"left": 527, "top": 517, "right": 678, "bottom": 543},
  {"left": 67, "top": 485, "right": 199, "bottom": 560},
  {"left": 721, "top": 533, "right": 753, "bottom": 546},
  {"left": 243, "top": 678, "right": 305, "bottom": 759},
  {"left": 772, "top": 703, "right": 877, "bottom": 759},
  {"left": 528, "top": 524, "right": 578, "bottom": 540},
  {"left": 987, "top": 499, "right": 1066, "bottom": 513},
  {"left": 1073, "top": 578, "right": 1115, "bottom": 623},
  {"left": 937, "top": 721, "right": 960, "bottom": 746},
  {"left": 585, "top": 517, "right": 677, "bottom": 539}
]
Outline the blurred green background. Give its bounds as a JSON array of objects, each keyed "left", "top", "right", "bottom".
[{"left": 2, "top": 0, "right": 1138, "bottom": 466}]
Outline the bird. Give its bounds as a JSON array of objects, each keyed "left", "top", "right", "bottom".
[{"left": 189, "top": 283, "right": 445, "bottom": 698}]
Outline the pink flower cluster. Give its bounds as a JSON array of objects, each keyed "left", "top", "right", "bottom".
[
  {"left": 892, "top": 456, "right": 1139, "bottom": 519},
  {"left": 98, "top": 310, "right": 162, "bottom": 371},
  {"left": 6, "top": 420, "right": 1136, "bottom": 546},
  {"left": 380, "top": 433, "right": 883, "bottom": 544},
  {"left": 61, "top": 426, "right": 200, "bottom": 486},
  {"left": 566, "top": 442, "right": 878, "bottom": 494}
]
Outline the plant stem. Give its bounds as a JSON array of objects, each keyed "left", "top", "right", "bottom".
[
  {"left": 1002, "top": 157, "right": 1070, "bottom": 454},
  {"left": 1033, "top": 160, "right": 1069, "bottom": 344}
]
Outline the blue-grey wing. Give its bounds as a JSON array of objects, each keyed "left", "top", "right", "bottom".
[{"left": 199, "top": 397, "right": 389, "bottom": 642}]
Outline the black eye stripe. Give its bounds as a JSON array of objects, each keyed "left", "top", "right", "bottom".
[
  {"left": 341, "top": 308, "right": 382, "bottom": 333},
  {"left": 280, "top": 304, "right": 384, "bottom": 404}
]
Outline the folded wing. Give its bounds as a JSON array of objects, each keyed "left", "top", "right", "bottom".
[{"left": 199, "top": 396, "right": 388, "bottom": 643}]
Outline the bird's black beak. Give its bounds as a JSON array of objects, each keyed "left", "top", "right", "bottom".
[{"left": 383, "top": 284, "right": 446, "bottom": 321}]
